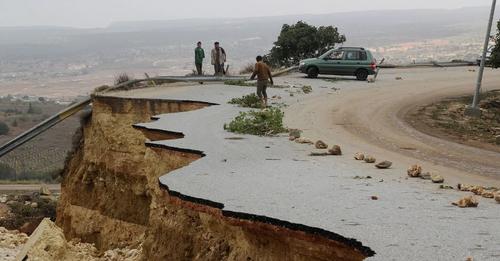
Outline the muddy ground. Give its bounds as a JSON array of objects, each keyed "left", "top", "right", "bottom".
[{"left": 409, "top": 90, "right": 500, "bottom": 153}]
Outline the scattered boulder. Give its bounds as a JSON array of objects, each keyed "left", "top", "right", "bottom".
[
  {"left": 30, "top": 202, "right": 38, "bottom": 208},
  {"left": 495, "top": 192, "right": 500, "bottom": 203},
  {"left": 458, "top": 184, "right": 473, "bottom": 192},
  {"left": 15, "top": 218, "right": 142, "bottom": 261},
  {"left": 439, "top": 185, "right": 454, "bottom": 190},
  {"left": 295, "top": 138, "right": 314, "bottom": 144},
  {"left": 289, "top": 129, "right": 302, "bottom": 140},
  {"left": 407, "top": 165, "right": 422, "bottom": 178},
  {"left": 431, "top": 175, "right": 444, "bottom": 184},
  {"left": 354, "top": 153, "right": 365, "bottom": 161},
  {"left": 364, "top": 156, "right": 376, "bottom": 163},
  {"left": 328, "top": 145, "right": 342, "bottom": 156},
  {"left": 315, "top": 140, "right": 328, "bottom": 149},
  {"left": 420, "top": 172, "right": 431, "bottom": 180},
  {"left": 39, "top": 185, "right": 51, "bottom": 196},
  {"left": 16, "top": 218, "right": 68, "bottom": 261},
  {"left": 0, "top": 195, "right": 7, "bottom": 203},
  {"left": 471, "top": 186, "right": 484, "bottom": 196},
  {"left": 375, "top": 161, "right": 392, "bottom": 169},
  {"left": 452, "top": 196, "right": 479, "bottom": 208},
  {"left": 481, "top": 191, "right": 495, "bottom": 199}
]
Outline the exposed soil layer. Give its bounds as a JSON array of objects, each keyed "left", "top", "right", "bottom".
[
  {"left": 407, "top": 90, "right": 500, "bottom": 153},
  {"left": 57, "top": 95, "right": 373, "bottom": 260}
]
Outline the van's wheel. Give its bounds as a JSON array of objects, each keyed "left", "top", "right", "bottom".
[
  {"left": 307, "top": 67, "right": 319, "bottom": 78},
  {"left": 355, "top": 69, "right": 368, "bottom": 81}
]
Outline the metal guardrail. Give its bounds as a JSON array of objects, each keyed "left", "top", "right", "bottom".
[
  {"left": 0, "top": 98, "right": 91, "bottom": 158},
  {"left": 0, "top": 75, "right": 249, "bottom": 158},
  {"left": 378, "top": 61, "right": 477, "bottom": 69}
]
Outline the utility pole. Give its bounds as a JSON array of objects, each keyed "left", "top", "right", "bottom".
[{"left": 465, "top": 0, "right": 497, "bottom": 117}]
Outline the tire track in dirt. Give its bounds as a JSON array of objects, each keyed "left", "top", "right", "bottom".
[{"left": 285, "top": 67, "right": 500, "bottom": 186}]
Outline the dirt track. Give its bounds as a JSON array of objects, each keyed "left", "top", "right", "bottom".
[{"left": 284, "top": 67, "right": 500, "bottom": 187}]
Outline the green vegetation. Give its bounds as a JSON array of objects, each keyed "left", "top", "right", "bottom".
[
  {"left": 302, "top": 85, "right": 313, "bottom": 94},
  {"left": 0, "top": 197, "right": 57, "bottom": 230},
  {"left": 266, "top": 21, "right": 346, "bottom": 67},
  {"left": 224, "top": 107, "right": 287, "bottom": 136},
  {"left": 0, "top": 121, "right": 9, "bottom": 135},
  {"left": 228, "top": 93, "right": 262, "bottom": 108},
  {"left": 491, "top": 20, "right": 500, "bottom": 68},
  {"left": 0, "top": 163, "right": 15, "bottom": 179}
]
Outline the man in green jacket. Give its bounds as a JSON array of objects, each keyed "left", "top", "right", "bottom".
[{"left": 195, "top": 41, "right": 205, "bottom": 75}]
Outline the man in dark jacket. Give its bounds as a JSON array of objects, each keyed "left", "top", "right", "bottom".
[{"left": 211, "top": 42, "right": 226, "bottom": 76}]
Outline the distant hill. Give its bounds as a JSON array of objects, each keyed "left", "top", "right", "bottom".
[{"left": 0, "top": 7, "right": 498, "bottom": 78}]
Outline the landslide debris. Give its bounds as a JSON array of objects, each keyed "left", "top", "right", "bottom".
[
  {"left": 431, "top": 174, "right": 445, "bottom": 184},
  {"left": 315, "top": 140, "right": 328, "bottom": 149},
  {"left": 364, "top": 156, "right": 376, "bottom": 163},
  {"left": 452, "top": 196, "right": 479, "bottom": 208},
  {"left": 295, "top": 137, "right": 314, "bottom": 144},
  {"left": 0, "top": 227, "right": 28, "bottom": 261},
  {"left": 328, "top": 145, "right": 342, "bottom": 156},
  {"left": 407, "top": 164, "right": 422, "bottom": 177},
  {"left": 354, "top": 153, "right": 365, "bottom": 161},
  {"left": 15, "top": 218, "right": 141, "bottom": 261},
  {"left": 288, "top": 129, "right": 302, "bottom": 140},
  {"left": 375, "top": 161, "right": 392, "bottom": 169}
]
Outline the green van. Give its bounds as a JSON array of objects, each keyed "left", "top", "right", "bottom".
[{"left": 299, "top": 47, "right": 377, "bottom": 81}]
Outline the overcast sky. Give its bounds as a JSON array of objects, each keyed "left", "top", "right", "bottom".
[{"left": 0, "top": 0, "right": 497, "bottom": 28}]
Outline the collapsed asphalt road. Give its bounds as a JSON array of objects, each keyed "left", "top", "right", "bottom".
[{"left": 105, "top": 66, "right": 500, "bottom": 260}]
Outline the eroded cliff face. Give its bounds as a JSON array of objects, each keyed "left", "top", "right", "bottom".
[{"left": 57, "top": 95, "right": 373, "bottom": 261}]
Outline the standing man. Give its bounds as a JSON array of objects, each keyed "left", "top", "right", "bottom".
[
  {"left": 211, "top": 42, "right": 226, "bottom": 76},
  {"left": 250, "top": 55, "right": 273, "bottom": 108},
  {"left": 195, "top": 41, "right": 205, "bottom": 75}
]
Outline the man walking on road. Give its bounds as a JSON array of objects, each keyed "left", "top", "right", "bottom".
[
  {"left": 250, "top": 55, "right": 273, "bottom": 108},
  {"left": 211, "top": 42, "right": 226, "bottom": 76},
  {"left": 195, "top": 41, "right": 205, "bottom": 75}
]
